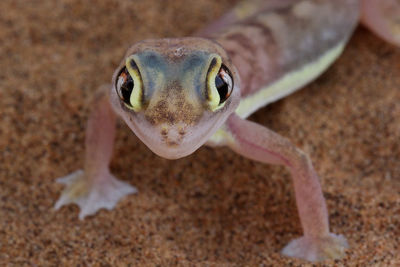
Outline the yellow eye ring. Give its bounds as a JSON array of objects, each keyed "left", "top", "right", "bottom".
[
  {"left": 206, "top": 56, "right": 234, "bottom": 111},
  {"left": 115, "top": 57, "right": 143, "bottom": 112}
]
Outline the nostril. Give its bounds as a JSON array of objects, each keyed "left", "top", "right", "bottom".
[{"left": 161, "top": 129, "right": 168, "bottom": 136}]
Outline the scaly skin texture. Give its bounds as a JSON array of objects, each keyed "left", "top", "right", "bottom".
[{"left": 54, "top": 0, "right": 400, "bottom": 262}]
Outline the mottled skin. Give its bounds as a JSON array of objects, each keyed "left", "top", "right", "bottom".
[{"left": 54, "top": 0, "right": 400, "bottom": 262}]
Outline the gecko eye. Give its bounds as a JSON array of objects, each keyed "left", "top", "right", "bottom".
[
  {"left": 116, "top": 58, "right": 143, "bottom": 112},
  {"left": 116, "top": 68, "right": 134, "bottom": 107},
  {"left": 206, "top": 56, "right": 234, "bottom": 111},
  {"left": 215, "top": 65, "right": 233, "bottom": 104}
]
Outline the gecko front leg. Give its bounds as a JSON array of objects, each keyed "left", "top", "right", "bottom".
[
  {"left": 54, "top": 85, "right": 137, "bottom": 219},
  {"left": 220, "top": 114, "right": 348, "bottom": 262}
]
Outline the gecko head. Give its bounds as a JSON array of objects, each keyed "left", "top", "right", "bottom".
[{"left": 110, "top": 38, "right": 241, "bottom": 159}]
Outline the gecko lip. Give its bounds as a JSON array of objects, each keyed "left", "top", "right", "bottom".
[
  {"left": 139, "top": 125, "right": 206, "bottom": 160},
  {"left": 142, "top": 137, "right": 203, "bottom": 159},
  {"left": 121, "top": 114, "right": 224, "bottom": 160}
]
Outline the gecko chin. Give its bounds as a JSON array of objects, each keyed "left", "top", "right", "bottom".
[
  {"left": 144, "top": 140, "right": 202, "bottom": 160},
  {"left": 126, "top": 120, "right": 224, "bottom": 160},
  {"left": 110, "top": 102, "right": 238, "bottom": 160}
]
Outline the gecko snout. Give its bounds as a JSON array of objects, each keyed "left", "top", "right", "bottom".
[{"left": 160, "top": 125, "right": 187, "bottom": 147}]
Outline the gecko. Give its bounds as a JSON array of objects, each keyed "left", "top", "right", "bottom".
[{"left": 53, "top": 0, "right": 400, "bottom": 262}]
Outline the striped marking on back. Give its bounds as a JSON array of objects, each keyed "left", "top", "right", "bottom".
[{"left": 236, "top": 41, "right": 345, "bottom": 119}]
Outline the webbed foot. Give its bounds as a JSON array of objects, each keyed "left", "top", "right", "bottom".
[
  {"left": 281, "top": 233, "right": 348, "bottom": 262},
  {"left": 54, "top": 170, "right": 137, "bottom": 219}
]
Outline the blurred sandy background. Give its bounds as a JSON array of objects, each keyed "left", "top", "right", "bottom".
[{"left": 0, "top": 0, "right": 399, "bottom": 266}]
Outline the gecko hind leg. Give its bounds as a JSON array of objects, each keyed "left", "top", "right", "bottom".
[{"left": 54, "top": 170, "right": 137, "bottom": 220}]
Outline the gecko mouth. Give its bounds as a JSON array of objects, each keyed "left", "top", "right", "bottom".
[
  {"left": 130, "top": 120, "right": 214, "bottom": 160},
  {"left": 166, "top": 141, "right": 179, "bottom": 147}
]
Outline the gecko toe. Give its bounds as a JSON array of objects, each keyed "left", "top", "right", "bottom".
[
  {"left": 54, "top": 170, "right": 137, "bottom": 219},
  {"left": 281, "top": 233, "right": 348, "bottom": 262}
]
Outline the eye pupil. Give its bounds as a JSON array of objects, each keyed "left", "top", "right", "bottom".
[
  {"left": 215, "top": 75, "right": 229, "bottom": 104},
  {"left": 214, "top": 65, "right": 233, "bottom": 105},
  {"left": 121, "top": 76, "right": 134, "bottom": 103},
  {"left": 117, "top": 68, "right": 134, "bottom": 106}
]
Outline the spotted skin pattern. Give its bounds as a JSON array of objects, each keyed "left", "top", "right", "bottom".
[{"left": 54, "top": 0, "right": 399, "bottom": 262}]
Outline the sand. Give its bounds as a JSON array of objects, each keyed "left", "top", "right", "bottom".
[{"left": 0, "top": 0, "right": 399, "bottom": 266}]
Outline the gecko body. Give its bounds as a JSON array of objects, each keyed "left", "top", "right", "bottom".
[{"left": 55, "top": 0, "right": 400, "bottom": 262}]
